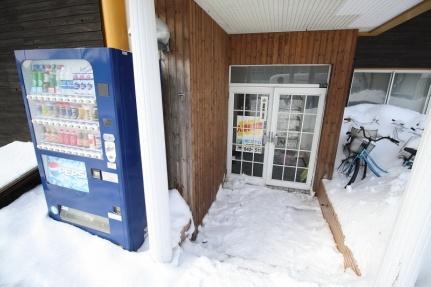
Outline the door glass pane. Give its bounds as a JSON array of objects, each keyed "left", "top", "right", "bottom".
[
  {"left": 287, "top": 133, "right": 300, "bottom": 149},
  {"left": 253, "top": 163, "right": 263, "bottom": 177},
  {"left": 22, "top": 59, "right": 102, "bottom": 159},
  {"left": 300, "top": 133, "right": 313, "bottom": 151},
  {"left": 283, "top": 167, "right": 296, "bottom": 181},
  {"left": 298, "top": 151, "right": 310, "bottom": 167},
  {"left": 244, "top": 94, "right": 258, "bottom": 110},
  {"left": 271, "top": 92, "right": 321, "bottom": 186},
  {"left": 302, "top": 115, "right": 317, "bottom": 133},
  {"left": 272, "top": 165, "right": 283, "bottom": 180},
  {"left": 291, "top": 95, "right": 305, "bottom": 113},
  {"left": 277, "top": 113, "right": 290, "bottom": 131},
  {"left": 296, "top": 168, "right": 308, "bottom": 183},
  {"left": 231, "top": 93, "right": 269, "bottom": 178},
  {"left": 242, "top": 161, "right": 252, "bottom": 176},
  {"left": 288, "top": 114, "right": 302, "bottom": 131},
  {"left": 273, "top": 149, "right": 285, "bottom": 165},
  {"left": 234, "top": 93, "right": 245, "bottom": 110},
  {"left": 279, "top": 95, "right": 291, "bottom": 111},
  {"left": 275, "top": 132, "right": 287, "bottom": 148},
  {"left": 388, "top": 73, "right": 431, "bottom": 113},
  {"left": 305, "top": 96, "right": 319, "bottom": 114},
  {"left": 348, "top": 72, "right": 391, "bottom": 106},
  {"left": 285, "top": 150, "right": 298, "bottom": 166}
]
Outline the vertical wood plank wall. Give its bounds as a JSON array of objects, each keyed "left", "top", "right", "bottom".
[
  {"left": 156, "top": 0, "right": 230, "bottom": 225},
  {"left": 155, "top": 0, "right": 193, "bottom": 208},
  {"left": 190, "top": 2, "right": 230, "bottom": 224},
  {"left": 0, "top": 0, "right": 104, "bottom": 146},
  {"left": 230, "top": 30, "right": 358, "bottom": 190}
]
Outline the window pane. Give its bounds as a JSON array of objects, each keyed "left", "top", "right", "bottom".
[
  {"left": 388, "top": 73, "right": 431, "bottom": 113},
  {"left": 348, "top": 72, "right": 391, "bottom": 106},
  {"left": 230, "top": 65, "right": 330, "bottom": 85}
]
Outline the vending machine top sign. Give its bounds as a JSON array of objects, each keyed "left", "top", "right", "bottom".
[{"left": 15, "top": 48, "right": 147, "bottom": 251}]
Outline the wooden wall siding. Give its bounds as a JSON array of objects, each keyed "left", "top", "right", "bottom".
[
  {"left": 0, "top": 0, "right": 104, "bottom": 146},
  {"left": 156, "top": 0, "right": 229, "bottom": 225},
  {"left": 155, "top": 0, "right": 193, "bottom": 207},
  {"left": 355, "top": 10, "right": 431, "bottom": 68},
  {"left": 190, "top": 2, "right": 230, "bottom": 223},
  {"left": 229, "top": 30, "right": 358, "bottom": 190}
]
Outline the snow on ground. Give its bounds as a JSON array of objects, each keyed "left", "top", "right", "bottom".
[
  {"left": 324, "top": 104, "right": 426, "bottom": 282},
  {"left": 0, "top": 141, "right": 36, "bottom": 188},
  {"left": 184, "top": 177, "right": 358, "bottom": 285},
  {"left": 1, "top": 178, "right": 364, "bottom": 286}
]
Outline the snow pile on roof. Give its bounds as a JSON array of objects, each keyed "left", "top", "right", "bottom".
[
  {"left": 0, "top": 141, "right": 36, "bottom": 188},
  {"left": 325, "top": 104, "right": 426, "bottom": 282}
]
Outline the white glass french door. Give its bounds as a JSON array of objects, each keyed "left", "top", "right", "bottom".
[
  {"left": 227, "top": 86, "right": 326, "bottom": 190},
  {"left": 266, "top": 87, "right": 326, "bottom": 189}
]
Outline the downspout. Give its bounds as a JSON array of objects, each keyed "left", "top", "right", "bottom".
[{"left": 126, "top": 0, "right": 172, "bottom": 262}]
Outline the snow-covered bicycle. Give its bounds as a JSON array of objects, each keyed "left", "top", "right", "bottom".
[
  {"left": 391, "top": 119, "right": 423, "bottom": 168},
  {"left": 338, "top": 121, "right": 399, "bottom": 187}
]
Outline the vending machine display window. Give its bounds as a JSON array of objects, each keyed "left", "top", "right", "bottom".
[
  {"left": 42, "top": 155, "right": 89, "bottom": 193},
  {"left": 21, "top": 59, "right": 102, "bottom": 159}
]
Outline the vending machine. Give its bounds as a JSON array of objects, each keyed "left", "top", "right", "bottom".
[{"left": 15, "top": 48, "right": 147, "bottom": 251}]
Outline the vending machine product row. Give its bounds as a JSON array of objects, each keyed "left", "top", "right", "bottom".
[{"left": 15, "top": 48, "right": 146, "bottom": 251}]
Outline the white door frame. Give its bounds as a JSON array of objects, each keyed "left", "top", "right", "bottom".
[
  {"left": 227, "top": 86, "right": 274, "bottom": 183},
  {"left": 265, "top": 87, "right": 326, "bottom": 190},
  {"left": 227, "top": 84, "right": 326, "bottom": 191}
]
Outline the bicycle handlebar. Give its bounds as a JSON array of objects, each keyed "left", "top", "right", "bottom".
[{"left": 359, "top": 126, "right": 399, "bottom": 145}]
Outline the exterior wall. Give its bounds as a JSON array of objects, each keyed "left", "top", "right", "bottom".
[
  {"left": 190, "top": 2, "right": 230, "bottom": 224},
  {"left": 0, "top": 0, "right": 104, "bottom": 146},
  {"left": 229, "top": 30, "right": 358, "bottom": 190},
  {"left": 156, "top": 0, "right": 229, "bottom": 225},
  {"left": 355, "top": 10, "right": 431, "bottom": 68}
]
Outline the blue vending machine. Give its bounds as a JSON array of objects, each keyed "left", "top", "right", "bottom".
[{"left": 15, "top": 48, "right": 146, "bottom": 251}]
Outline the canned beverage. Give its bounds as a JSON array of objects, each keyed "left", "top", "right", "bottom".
[
  {"left": 63, "top": 130, "right": 71, "bottom": 145},
  {"left": 63, "top": 103, "right": 71, "bottom": 119},
  {"left": 66, "top": 103, "right": 74, "bottom": 119},
  {"left": 88, "top": 133, "right": 96, "bottom": 149},
  {"left": 84, "top": 106, "right": 91, "bottom": 120},
  {"left": 44, "top": 127, "right": 51, "bottom": 142},
  {"left": 78, "top": 106, "right": 86, "bottom": 120},
  {"left": 80, "top": 132, "right": 89, "bottom": 148},
  {"left": 70, "top": 105, "right": 79, "bottom": 119},
  {"left": 46, "top": 102, "right": 54, "bottom": 117},
  {"left": 59, "top": 103, "right": 67, "bottom": 118},
  {"left": 51, "top": 128, "right": 59, "bottom": 143},
  {"left": 35, "top": 102, "right": 43, "bottom": 115},
  {"left": 69, "top": 131, "right": 77, "bottom": 146},
  {"left": 76, "top": 132, "right": 82, "bottom": 147},
  {"left": 58, "top": 129, "right": 65, "bottom": 144},
  {"left": 94, "top": 134, "right": 101, "bottom": 149},
  {"left": 41, "top": 103, "right": 49, "bottom": 116},
  {"left": 92, "top": 107, "right": 98, "bottom": 120},
  {"left": 53, "top": 103, "right": 61, "bottom": 118}
]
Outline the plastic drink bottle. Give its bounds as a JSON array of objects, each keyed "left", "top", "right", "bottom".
[
  {"left": 48, "top": 65, "right": 56, "bottom": 94},
  {"left": 31, "top": 65, "right": 38, "bottom": 94},
  {"left": 37, "top": 65, "right": 43, "bottom": 94},
  {"left": 42, "top": 65, "right": 50, "bottom": 93}
]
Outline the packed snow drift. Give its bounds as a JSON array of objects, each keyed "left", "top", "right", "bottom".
[
  {"left": 0, "top": 141, "right": 36, "bottom": 188},
  {"left": 324, "top": 104, "right": 426, "bottom": 282}
]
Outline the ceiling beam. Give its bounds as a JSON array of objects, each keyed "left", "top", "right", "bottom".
[{"left": 359, "top": 0, "right": 431, "bottom": 36}]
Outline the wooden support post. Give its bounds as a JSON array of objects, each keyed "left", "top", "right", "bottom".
[{"left": 100, "top": 0, "right": 129, "bottom": 51}]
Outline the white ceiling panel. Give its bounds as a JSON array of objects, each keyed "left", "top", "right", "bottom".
[{"left": 193, "top": 0, "right": 422, "bottom": 34}]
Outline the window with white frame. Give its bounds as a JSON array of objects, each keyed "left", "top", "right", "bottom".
[{"left": 347, "top": 69, "right": 431, "bottom": 114}]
